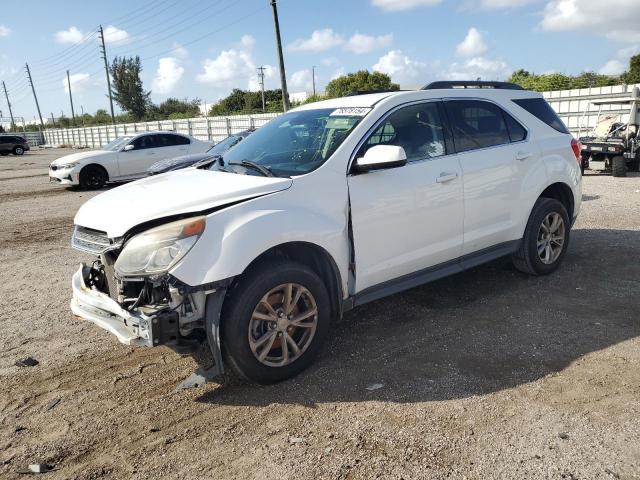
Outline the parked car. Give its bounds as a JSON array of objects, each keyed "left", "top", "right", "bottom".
[
  {"left": 0, "top": 134, "right": 30, "bottom": 155},
  {"left": 69, "top": 81, "right": 581, "bottom": 384},
  {"left": 49, "top": 131, "right": 213, "bottom": 189},
  {"left": 147, "top": 129, "right": 254, "bottom": 175}
]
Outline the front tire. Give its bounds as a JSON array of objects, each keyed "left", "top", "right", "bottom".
[
  {"left": 13, "top": 146, "right": 24, "bottom": 155},
  {"left": 512, "top": 198, "right": 570, "bottom": 276},
  {"left": 221, "top": 259, "right": 331, "bottom": 384},
  {"left": 79, "top": 165, "right": 108, "bottom": 189},
  {"left": 612, "top": 155, "right": 627, "bottom": 177}
]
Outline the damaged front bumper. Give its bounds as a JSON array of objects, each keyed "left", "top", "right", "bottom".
[{"left": 70, "top": 264, "right": 180, "bottom": 348}]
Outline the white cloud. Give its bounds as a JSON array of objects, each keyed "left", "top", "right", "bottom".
[
  {"left": 171, "top": 43, "right": 188, "bottom": 59},
  {"left": 0, "top": 25, "right": 11, "bottom": 37},
  {"left": 447, "top": 57, "right": 511, "bottom": 80},
  {"left": 371, "top": 0, "right": 441, "bottom": 11},
  {"left": 456, "top": 28, "right": 488, "bottom": 57},
  {"left": 103, "top": 25, "right": 129, "bottom": 44},
  {"left": 599, "top": 45, "right": 640, "bottom": 75},
  {"left": 373, "top": 50, "right": 428, "bottom": 85},
  {"left": 198, "top": 36, "right": 276, "bottom": 92},
  {"left": 62, "top": 72, "right": 90, "bottom": 93},
  {"left": 152, "top": 57, "right": 184, "bottom": 94},
  {"left": 55, "top": 26, "right": 84, "bottom": 44},
  {"left": 345, "top": 33, "right": 393, "bottom": 54},
  {"left": 322, "top": 57, "right": 339, "bottom": 66},
  {"left": 240, "top": 35, "right": 255, "bottom": 49},
  {"left": 290, "top": 69, "right": 313, "bottom": 91},
  {"left": 288, "top": 28, "right": 344, "bottom": 53},
  {"left": 541, "top": 0, "right": 640, "bottom": 43},
  {"left": 465, "top": 0, "right": 534, "bottom": 8}
]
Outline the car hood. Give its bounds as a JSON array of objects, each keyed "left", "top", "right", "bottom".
[
  {"left": 74, "top": 168, "right": 292, "bottom": 237},
  {"left": 147, "top": 153, "right": 213, "bottom": 174},
  {"left": 51, "top": 149, "right": 112, "bottom": 165}
]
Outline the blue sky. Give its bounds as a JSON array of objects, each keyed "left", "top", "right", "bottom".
[{"left": 0, "top": 0, "right": 638, "bottom": 121}]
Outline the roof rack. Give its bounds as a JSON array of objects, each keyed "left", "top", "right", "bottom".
[
  {"left": 422, "top": 81, "right": 524, "bottom": 91},
  {"left": 346, "top": 89, "right": 403, "bottom": 96}
]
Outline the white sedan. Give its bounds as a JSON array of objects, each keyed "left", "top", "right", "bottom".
[{"left": 49, "top": 131, "right": 213, "bottom": 189}]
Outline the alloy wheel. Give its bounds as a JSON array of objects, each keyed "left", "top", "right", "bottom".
[
  {"left": 537, "top": 212, "right": 565, "bottom": 264},
  {"left": 248, "top": 283, "right": 318, "bottom": 367}
]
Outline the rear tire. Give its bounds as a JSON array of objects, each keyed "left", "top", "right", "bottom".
[
  {"left": 79, "top": 165, "right": 108, "bottom": 189},
  {"left": 512, "top": 198, "right": 570, "bottom": 276},
  {"left": 612, "top": 155, "right": 627, "bottom": 177},
  {"left": 221, "top": 259, "right": 331, "bottom": 384},
  {"left": 13, "top": 146, "right": 24, "bottom": 156},
  {"left": 629, "top": 159, "right": 640, "bottom": 172}
]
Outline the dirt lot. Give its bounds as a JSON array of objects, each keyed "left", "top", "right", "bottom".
[{"left": 0, "top": 148, "right": 639, "bottom": 479}]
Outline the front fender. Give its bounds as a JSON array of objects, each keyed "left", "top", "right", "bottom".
[{"left": 169, "top": 198, "right": 350, "bottom": 294}]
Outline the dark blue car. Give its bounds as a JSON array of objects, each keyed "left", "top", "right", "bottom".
[{"left": 147, "top": 129, "right": 254, "bottom": 175}]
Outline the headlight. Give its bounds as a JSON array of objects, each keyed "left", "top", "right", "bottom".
[
  {"left": 114, "top": 216, "right": 206, "bottom": 277},
  {"left": 57, "top": 162, "right": 79, "bottom": 169}
]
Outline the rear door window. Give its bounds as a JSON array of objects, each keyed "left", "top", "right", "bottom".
[
  {"left": 157, "top": 133, "right": 190, "bottom": 147},
  {"left": 445, "top": 100, "right": 511, "bottom": 152},
  {"left": 503, "top": 112, "right": 527, "bottom": 142},
  {"left": 131, "top": 134, "right": 158, "bottom": 150},
  {"left": 512, "top": 97, "right": 569, "bottom": 134}
]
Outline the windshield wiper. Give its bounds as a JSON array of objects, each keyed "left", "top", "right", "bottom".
[{"left": 228, "top": 160, "right": 274, "bottom": 177}]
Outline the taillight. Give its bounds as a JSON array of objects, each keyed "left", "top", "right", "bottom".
[{"left": 571, "top": 138, "right": 582, "bottom": 164}]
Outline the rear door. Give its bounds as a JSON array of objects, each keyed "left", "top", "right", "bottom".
[
  {"left": 444, "top": 99, "right": 534, "bottom": 255},
  {"left": 117, "top": 134, "right": 160, "bottom": 178},
  {"left": 348, "top": 101, "right": 464, "bottom": 293},
  {"left": 0, "top": 137, "right": 10, "bottom": 153}
]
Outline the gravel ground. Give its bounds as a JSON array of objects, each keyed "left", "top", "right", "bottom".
[{"left": 1, "top": 148, "right": 639, "bottom": 479}]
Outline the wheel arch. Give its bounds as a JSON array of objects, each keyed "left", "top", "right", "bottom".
[
  {"left": 80, "top": 163, "right": 110, "bottom": 180},
  {"left": 538, "top": 182, "right": 574, "bottom": 220},
  {"left": 234, "top": 241, "right": 344, "bottom": 321}
]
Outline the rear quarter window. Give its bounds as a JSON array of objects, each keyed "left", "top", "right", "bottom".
[{"left": 512, "top": 98, "right": 569, "bottom": 134}]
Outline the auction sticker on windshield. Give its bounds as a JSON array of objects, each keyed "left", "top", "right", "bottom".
[{"left": 330, "top": 107, "right": 371, "bottom": 117}]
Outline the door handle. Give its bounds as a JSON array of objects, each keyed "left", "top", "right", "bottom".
[
  {"left": 515, "top": 151, "right": 533, "bottom": 161},
  {"left": 436, "top": 172, "right": 458, "bottom": 183}
]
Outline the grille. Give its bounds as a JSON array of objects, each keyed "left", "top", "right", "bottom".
[{"left": 71, "top": 225, "right": 113, "bottom": 255}]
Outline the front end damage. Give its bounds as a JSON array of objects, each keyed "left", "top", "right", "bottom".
[{"left": 70, "top": 225, "right": 229, "bottom": 378}]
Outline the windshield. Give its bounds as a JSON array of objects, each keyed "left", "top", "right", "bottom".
[
  {"left": 213, "top": 108, "right": 367, "bottom": 177},
  {"left": 103, "top": 136, "right": 133, "bottom": 151},
  {"left": 207, "top": 134, "right": 244, "bottom": 155}
]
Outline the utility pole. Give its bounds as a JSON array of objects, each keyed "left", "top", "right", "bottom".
[
  {"left": 2, "top": 81, "right": 16, "bottom": 131},
  {"left": 80, "top": 105, "right": 85, "bottom": 126},
  {"left": 257, "top": 66, "right": 266, "bottom": 112},
  {"left": 66, "top": 70, "right": 76, "bottom": 125},
  {"left": 311, "top": 66, "right": 316, "bottom": 97},
  {"left": 99, "top": 25, "right": 116, "bottom": 125},
  {"left": 25, "top": 63, "right": 44, "bottom": 130},
  {"left": 270, "top": 0, "right": 290, "bottom": 111},
  {"left": 50, "top": 112, "right": 56, "bottom": 128}
]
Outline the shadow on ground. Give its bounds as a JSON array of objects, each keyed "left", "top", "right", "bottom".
[{"left": 198, "top": 227, "right": 640, "bottom": 406}]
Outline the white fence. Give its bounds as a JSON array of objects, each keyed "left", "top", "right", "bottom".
[
  {"left": 42, "top": 113, "right": 279, "bottom": 148},
  {"left": 543, "top": 83, "right": 640, "bottom": 137},
  {"left": 40, "top": 84, "right": 640, "bottom": 147}
]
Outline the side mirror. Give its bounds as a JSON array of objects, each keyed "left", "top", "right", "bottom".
[
  {"left": 355, "top": 145, "right": 407, "bottom": 172},
  {"left": 123, "top": 144, "right": 135, "bottom": 152}
]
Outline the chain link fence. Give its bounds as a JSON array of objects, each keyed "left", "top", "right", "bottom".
[{"left": 42, "top": 113, "right": 280, "bottom": 148}]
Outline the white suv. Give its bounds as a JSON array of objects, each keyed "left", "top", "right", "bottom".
[
  {"left": 49, "top": 131, "right": 213, "bottom": 189},
  {"left": 69, "top": 81, "right": 581, "bottom": 384}
]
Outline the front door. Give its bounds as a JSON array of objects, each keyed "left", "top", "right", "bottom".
[
  {"left": 348, "top": 101, "right": 464, "bottom": 293},
  {"left": 117, "top": 134, "right": 159, "bottom": 178}
]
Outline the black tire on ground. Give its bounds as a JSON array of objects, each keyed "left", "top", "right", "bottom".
[
  {"left": 220, "top": 258, "right": 331, "bottom": 384},
  {"left": 512, "top": 198, "right": 570, "bottom": 276},
  {"left": 79, "top": 165, "right": 108, "bottom": 189},
  {"left": 611, "top": 155, "right": 627, "bottom": 177},
  {"left": 629, "top": 159, "right": 640, "bottom": 172},
  {"left": 13, "top": 146, "right": 24, "bottom": 155}
]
